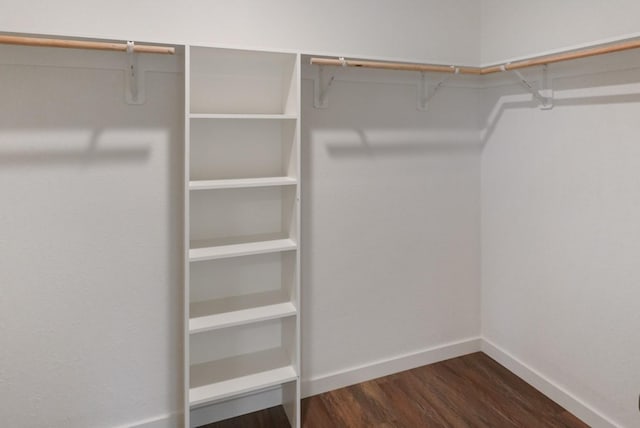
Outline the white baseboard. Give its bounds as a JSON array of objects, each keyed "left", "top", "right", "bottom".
[
  {"left": 130, "top": 337, "right": 619, "bottom": 428},
  {"left": 301, "top": 336, "right": 482, "bottom": 398},
  {"left": 481, "top": 338, "right": 620, "bottom": 428}
]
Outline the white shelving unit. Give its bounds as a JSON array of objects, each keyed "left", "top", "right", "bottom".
[{"left": 184, "top": 46, "right": 300, "bottom": 428}]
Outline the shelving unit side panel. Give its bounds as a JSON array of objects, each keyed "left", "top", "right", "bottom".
[
  {"left": 282, "top": 381, "right": 299, "bottom": 428},
  {"left": 283, "top": 119, "right": 298, "bottom": 180},
  {"left": 283, "top": 54, "right": 299, "bottom": 115},
  {"left": 281, "top": 186, "right": 298, "bottom": 244},
  {"left": 281, "top": 250, "right": 297, "bottom": 304},
  {"left": 292, "top": 53, "right": 302, "bottom": 428},
  {"left": 183, "top": 45, "right": 192, "bottom": 428}
]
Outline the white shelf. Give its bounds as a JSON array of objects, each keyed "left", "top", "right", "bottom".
[
  {"left": 189, "top": 238, "right": 297, "bottom": 262},
  {"left": 189, "top": 177, "right": 297, "bottom": 191},
  {"left": 190, "top": 291, "right": 297, "bottom": 334},
  {"left": 189, "top": 348, "right": 297, "bottom": 408},
  {"left": 189, "top": 113, "right": 297, "bottom": 120}
]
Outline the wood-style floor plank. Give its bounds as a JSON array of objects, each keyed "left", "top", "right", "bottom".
[{"left": 199, "top": 352, "right": 589, "bottom": 428}]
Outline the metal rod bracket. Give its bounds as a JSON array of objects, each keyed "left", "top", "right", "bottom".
[
  {"left": 125, "top": 41, "right": 145, "bottom": 105},
  {"left": 417, "top": 66, "right": 458, "bottom": 111},
  {"left": 313, "top": 61, "right": 343, "bottom": 109},
  {"left": 505, "top": 64, "right": 553, "bottom": 110}
]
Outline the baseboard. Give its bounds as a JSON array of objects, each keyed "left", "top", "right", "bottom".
[
  {"left": 126, "top": 413, "right": 180, "bottom": 428},
  {"left": 129, "top": 337, "right": 616, "bottom": 428},
  {"left": 481, "top": 338, "right": 620, "bottom": 428},
  {"left": 301, "top": 336, "right": 482, "bottom": 398}
]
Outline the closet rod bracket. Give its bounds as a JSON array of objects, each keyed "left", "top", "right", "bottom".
[
  {"left": 125, "top": 41, "right": 146, "bottom": 105},
  {"left": 503, "top": 64, "right": 553, "bottom": 110},
  {"left": 313, "top": 60, "right": 344, "bottom": 109},
  {"left": 418, "top": 67, "right": 458, "bottom": 111}
]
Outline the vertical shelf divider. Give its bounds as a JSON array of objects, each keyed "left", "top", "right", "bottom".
[{"left": 184, "top": 45, "right": 192, "bottom": 428}]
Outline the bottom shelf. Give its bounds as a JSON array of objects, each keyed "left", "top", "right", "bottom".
[
  {"left": 195, "top": 405, "right": 291, "bottom": 428},
  {"left": 190, "top": 348, "right": 297, "bottom": 408}
]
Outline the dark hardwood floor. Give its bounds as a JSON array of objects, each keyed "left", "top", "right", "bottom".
[{"left": 201, "top": 352, "right": 589, "bottom": 428}]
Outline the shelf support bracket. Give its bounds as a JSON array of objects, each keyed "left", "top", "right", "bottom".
[
  {"left": 417, "top": 67, "right": 458, "bottom": 111},
  {"left": 314, "top": 59, "right": 345, "bottom": 109},
  {"left": 125, "top": 41, "right": 145, "bottom": 105},
  {"left": 504, "top": 64, "right": 553, "bottom": 110}
]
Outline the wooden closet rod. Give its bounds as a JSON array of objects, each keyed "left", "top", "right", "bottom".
[
  {"left": 310, "top": 38, "right": 640, "bottom": 75},
  {"left": 309, "top": 57, "right": 480, "bottom": 74},
  {"left": 482, "top": 38, "right": 640, "bottom": 74},
  {"left": 0, "top": 35, "right": 175, "bottom": 54}
]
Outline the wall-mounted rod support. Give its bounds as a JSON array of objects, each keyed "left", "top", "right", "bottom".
[
  {"left": 125, "top": 41, "right": 146, "bottom": 105},
  {"left": 502, "top": 65, "right": 553, "bottom": 109},
  {"left": 310, "top": 37, "right": 640, "bottom": 76},
  {"left": 0, "top": 35, "right": 175, "bottom": 54},
  {"left": 418, "top": 67, "right": 459, "bottom": 111},
  {"left": 313, "top": 58, "right": 347, "bottom": 108}
]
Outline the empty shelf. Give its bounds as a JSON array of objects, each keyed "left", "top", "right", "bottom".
[
  {"left": 189, "top": 177, "right": 297, "bottom": 191},
  {"left": 190, "top": 297, "right": 296, "bottom": 334},
  {"left": 189, "top": 113, "right": 297, "bottom": 120},
  {"left": 189, "top": 238, "right": 297, "bottom": 262},
  {"left": 189, "top": 348, "right": 297, "bottom": 408}
]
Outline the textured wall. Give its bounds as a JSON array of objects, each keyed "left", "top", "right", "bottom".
[
  {"left": 481, "top": 0, "right": 640, "bottom": 65},
  {"left": 301, "top": 66, "right": 482, "bottom": 386},
  {"left": 0, "top": 0, "right": 481, "bottom": 65},
  {"left": 0, "top": 46, "right": 183, "bottom": 428},
  {"left": 481, "top": 53, "right": 640, "bottom": 427}
]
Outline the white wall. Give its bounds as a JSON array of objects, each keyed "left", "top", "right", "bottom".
[
  {"left": 301, "top": 66, "right": 482, "bottom": 394},
  {"left": 0, "top": 0, "right": 481, "bottom": 65},
  {"left": 480, "top": 52, "right": 640, "bottom": 427},
  {"left": 0, "top": 45, "right": 183, "bottom": 428},
  {"left": 481, "top": 0, "right": 640, "bottom": 65}
]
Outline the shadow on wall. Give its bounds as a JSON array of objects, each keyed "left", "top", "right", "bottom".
[
  {"left": 0, "top": 128, "right": 158, "bottom": 166},
  {"left": 480, "top": 58, "right": 640, "bottom": 147},
  {"left": 323, "top": 128, "right": 482, "bottom": 158}
]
